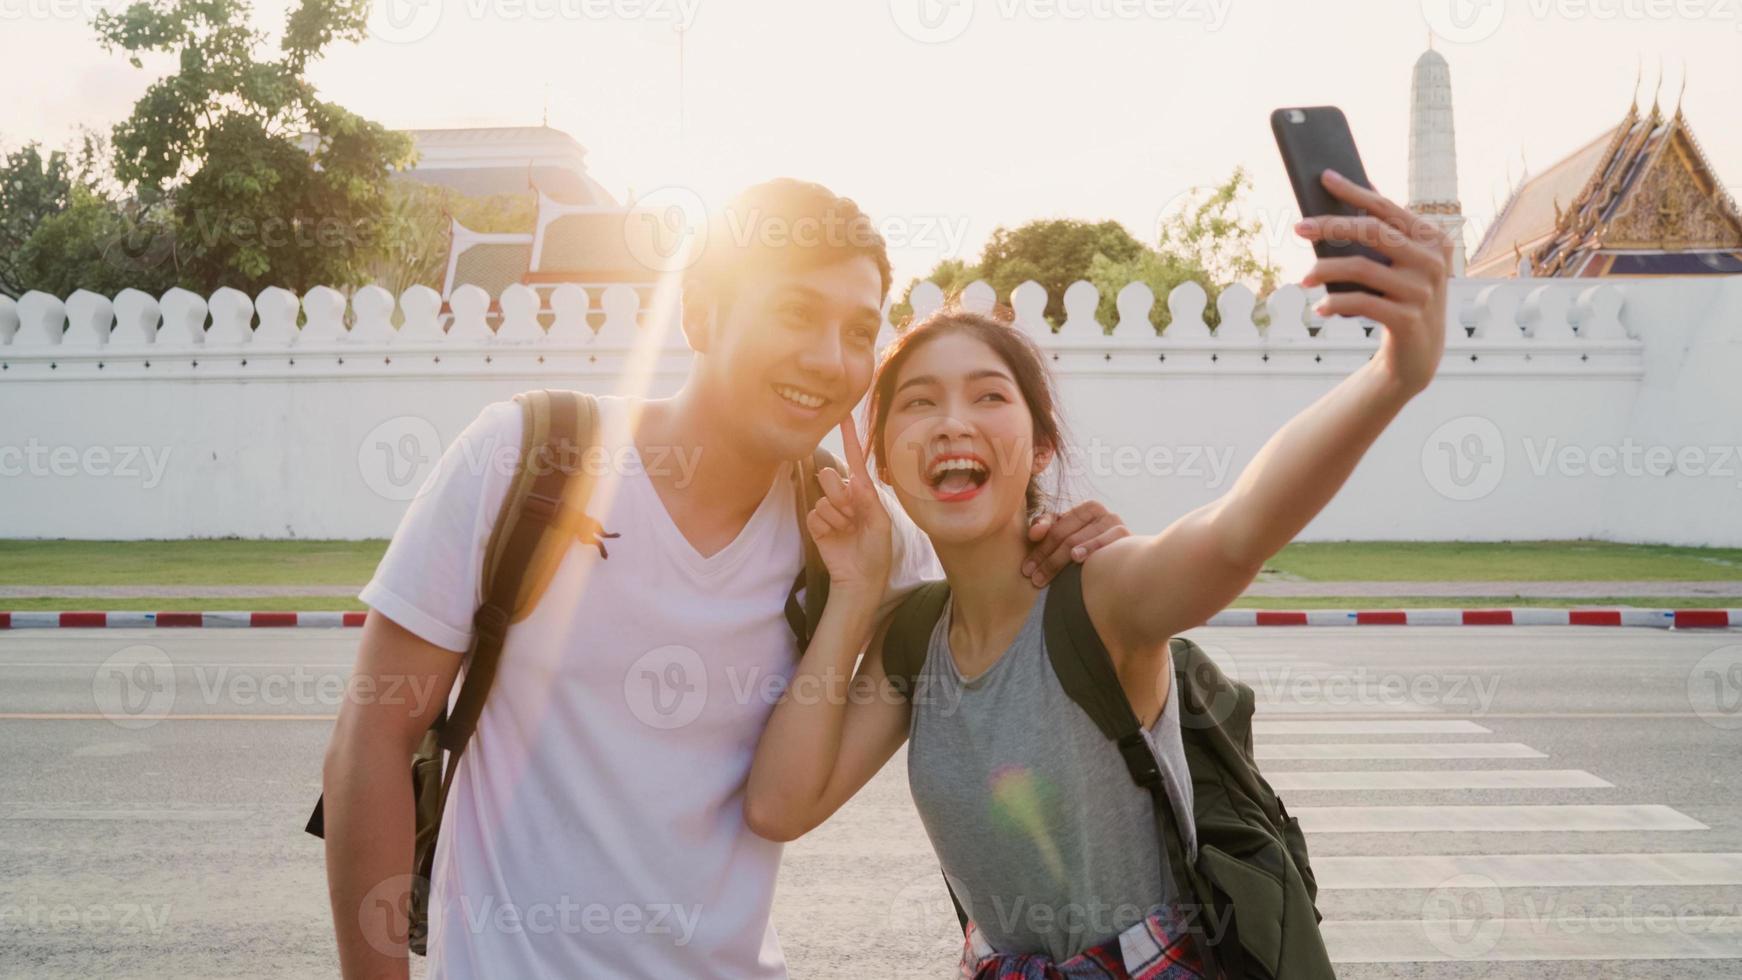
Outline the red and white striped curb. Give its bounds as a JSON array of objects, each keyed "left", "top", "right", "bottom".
[
  {"left": 1, "top": 609, "right": 1739, "bottom": 630},
  {"left": 1203, "top": 608, "right": 1742, "bottom": 628},
  {"left": 0, "top": 612, "right": 367, "bottom": 629}
]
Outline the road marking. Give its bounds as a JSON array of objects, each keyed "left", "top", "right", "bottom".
[
  {"left": 1315, "top": 852, "right": 1742, "bottom": 890},
  {"left": 1267, "top": 769, "right": 1611, "bottom": 792},
  {"left": 1254, "top": 700, "right": 1441, "bottom": 715},
  {"left": 1427, "top": 711, "right": 1719, "bottom": 720},
  {"left": 1, "top": 808, "right": 250, "bottom": 821},
  {"left": 0, "top": 662, "right": 353, "bottom": 669},
  {"left": 1323, "top": 917, "right": 1742, "bottom": 962},
  {"left": 1293, "top": 804, "right": 1707, "bottom": 833},
  {"left": 1257, "top": 742, "right": 1545, "bottom": 760},
  {"left": 0, "top": 713, "right": 336, "bottom": 721},
  {"left": 1254, "top": 719, "right": 1492, "bottom": 735}
]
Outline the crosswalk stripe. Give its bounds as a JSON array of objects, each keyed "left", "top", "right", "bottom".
[
  {"left": 1293, "top": 804, "right": 1707, "bottom": 833},
  {"left": 1323, "top": 916, "right": 1742, "bottom": 962},
  {"left": 1314, "top": 852, "right": 1742, "bottom": 889},
  {"left": 1257, "top": 742, "right": 1544, "bottom": 760},
  {"left": 1267, "top": 769, "right": 1610, "bottom": 792},
  {"left": 1, "top": 808, "right": 250, "bottom": 821},
  {"left": 1254, "top": 700, "right": 1441, "bottom": 715},
  {"left": 1254, "top": 719, "right": 1491, "bottom": 735}
]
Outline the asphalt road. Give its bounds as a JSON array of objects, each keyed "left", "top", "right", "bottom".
[{"left": 2, "top": 626, "right": 1741, "bottom": 979}]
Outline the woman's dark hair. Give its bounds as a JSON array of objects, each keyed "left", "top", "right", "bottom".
[{"left": 866, "top": 305, "right": 1067, "bottom": 521}]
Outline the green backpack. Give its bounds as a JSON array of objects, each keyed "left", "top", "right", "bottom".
[
  {"left": 882, "top": 563, "right": 1333, "bottom": 980},
  {"left": 306, "top": 388, "right": 840, "bottom": 955}
]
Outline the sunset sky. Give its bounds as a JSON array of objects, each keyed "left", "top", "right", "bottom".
[{"left": 4, "top": 0, "right": 1740, "bottom": 288}]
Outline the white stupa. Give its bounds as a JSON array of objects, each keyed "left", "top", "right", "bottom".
[{"left": 1408, "top": 47, "right": 1469, "bottom": 276}]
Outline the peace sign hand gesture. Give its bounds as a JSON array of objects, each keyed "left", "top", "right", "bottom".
[{"left": 807, "top": 418, "right": 893, "bottom": 603}]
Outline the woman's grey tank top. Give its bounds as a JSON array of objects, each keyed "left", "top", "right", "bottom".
[{"left": 906, "top": 585, "right": 1197, "bottom": 962}]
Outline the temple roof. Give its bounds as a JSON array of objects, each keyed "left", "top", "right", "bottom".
[
  {"left": 1469, "top": 122, "right": 1625, "bottom": 274},
  {"left": 396, "top": 126, "right": 618, "bottom": 206},
  {"left": 1469, "top": 101, "right": 1742, "bottom": 277}
]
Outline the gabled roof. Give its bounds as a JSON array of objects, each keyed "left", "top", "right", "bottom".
[
  {"left": 1469, "top": 100, "right": 1742, "bottom": 277},
  {"left": 397, "top": 125, "right": 618, "bottom": 207},
  {"left": 1469, "top": 121, "right": 1627, "bottom": 274},
  {"left": 401, "top": 126, "right": 585, "bottom": 146}
]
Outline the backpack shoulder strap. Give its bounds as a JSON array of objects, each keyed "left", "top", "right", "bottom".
[
  {"left": 1040, "top": 563, "right": 1145, "bottom": 746},
  {"left": 439, "top": 388, "right": 597, "bottom": 754},
  {"left": 881, "top": 580, "right": 951, "bottom": 701},
  {"left": 302, "top": 392, "right": 595, "bottom": 843},
  {"left": 786, "top": 446, "right": 846, "bottom": 648},
  {"left": 1041, "top": 562, "right": 1228, "bottom": 978}
]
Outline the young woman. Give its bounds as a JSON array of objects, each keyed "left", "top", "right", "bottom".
[{"left": 745, "top": 171, "right": 1451, "bottom": 977}]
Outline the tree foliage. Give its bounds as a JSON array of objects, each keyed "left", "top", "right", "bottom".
[
  {"left": 0, "top": 0, "right": 415, "bottom": 297},
  {"left": 0, "top": 138, "right": 98, "bottom": 296},
  {"left": 366, "top": 183, "right": 539, "bottom": 299},
  {"left": 896, "top": 168, "right": 1280, "bottom": 334}
]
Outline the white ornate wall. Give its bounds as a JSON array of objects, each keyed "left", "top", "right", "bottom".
[{"left": 1, "top": 276, "right": 1738, "bottom": 544}]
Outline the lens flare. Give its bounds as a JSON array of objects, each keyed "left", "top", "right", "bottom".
[{"left": 988, "top": 763, "right": 1066, "bottom": 885}]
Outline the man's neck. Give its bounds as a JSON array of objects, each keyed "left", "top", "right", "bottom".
[
  {"left": 635, "top": 387, "right": 786, "bottom": 552},
  {"left": 934, "top": 515, "right": 1041, "bottom": 658}
]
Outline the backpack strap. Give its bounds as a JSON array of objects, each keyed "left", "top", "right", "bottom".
[
  {"left": 302, "top": 391, "right": 596, "bottom": 851},
  {"left": 881, "top": 580, "right": 952, "bottom": 702},
  {"left": 785, "top": 446, "right": 842, "bottom": 649},
  {"left": 1041, "top": 562, "right": 1232, "bottom": 979},
  {"left": 439, "top": 389, "right": 596, "bottom": 757}
]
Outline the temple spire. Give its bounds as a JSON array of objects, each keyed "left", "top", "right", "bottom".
[{"left": 1408, "top": 47, "right": 1468, "bottom": 274}]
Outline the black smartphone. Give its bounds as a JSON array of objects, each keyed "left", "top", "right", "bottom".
[{"left": 1271, "top": 106, "right": 1390, "bottom": 296}]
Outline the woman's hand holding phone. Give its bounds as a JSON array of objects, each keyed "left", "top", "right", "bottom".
[{"left": 1297, "top": 169, "right": 1453, "bottom": 395}]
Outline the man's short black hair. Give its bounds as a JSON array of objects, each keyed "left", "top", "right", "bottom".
[{"left": 682, "top": 178, "right": 893, "bottom": 313}]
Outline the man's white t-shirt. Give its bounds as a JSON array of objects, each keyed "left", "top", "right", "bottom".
[{"left": 357, "top": 395, "right": 940, "bottom": 980}]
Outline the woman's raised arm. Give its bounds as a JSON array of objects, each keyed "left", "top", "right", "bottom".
[
  {"left": 744, "top": 419, "right": 916, "bottom": 842},
  {"left": 1083, "top": 168, "right": 1453, "bottom": 653}
]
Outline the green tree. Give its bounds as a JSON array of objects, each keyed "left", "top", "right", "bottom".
[
  {"left": 886, "top": 256, "right": 981, "bottom": 328},
  {"left": 891, "top": 170, "right": 1280, "bottom": 335},
  {"left": 891, "top": 218, "right": 1149, "bottom": 330},
  {"left": 1, "top": 131, "right": 182, "bottom": 297},
  {"left": 93, "top": 0, "right": 415, "bottom": 293},
  {"left": 10, "top": 186, "right": 180, "bottom": 297},
  {"left": 978, "top": 219, "right": 1145, "bottom": 324},
  {"left": 368, "top": 183, "right": 539, "bottom": 299},
  {"left": 1092, "top": 168, "right": 1280, "bottom": 333},
  {"left": 0, "top": 136, "right": 112, "bottom": 297}
]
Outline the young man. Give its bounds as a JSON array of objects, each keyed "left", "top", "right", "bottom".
[{"left": 320, "top": 179, "right": 1129, "bottom": 979}]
